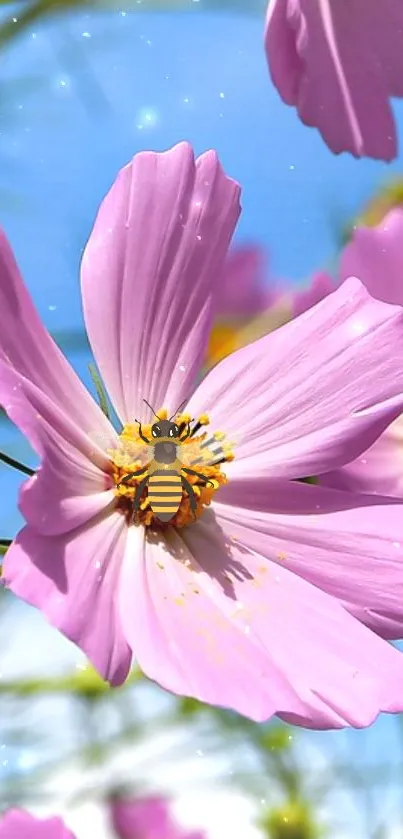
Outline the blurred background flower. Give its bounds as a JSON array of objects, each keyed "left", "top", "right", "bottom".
[
  {"left": 0, "top": 809, "right": 76, "bottom": 837},
  {"left": 1, "top": 1, "right": 403, "bottom": 838},
  {"left": 265, "top": 0, "right": 403, "bottom": 162},
  {"left": 109, "top": 792, "right": 207, "bottom": 838}
]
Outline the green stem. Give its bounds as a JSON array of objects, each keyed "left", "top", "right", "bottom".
[
  {"left": 0, "top": 538, "right": 11, "bottom": 556},
  {"left": 0, "top": 450, "right": 34, "bottom": 477},
  {"left": 0, "top": 666, "right": 141, "bottom": 697}
]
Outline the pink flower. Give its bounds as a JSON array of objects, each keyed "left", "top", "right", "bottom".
[
  {"left": 265, "top": 0, "right": 403, "bottom": 161},
  {"left": 4, "top": 143, "right": 403, "bottom": 727},
  {"left": 0, "top": 810, "right": 75, "bottom": 838},
  {"left": 291, "top": 271, "right": 335, "bottom": 318},
  {"left": 216, "top": 246, "right": 274, "bottom": 318},
  {"left": 204, "top": 246, "right": 288, "bottom": 370},
  {"left": 109, "top": 793, "right": 205, "bottom": 839},
  {"left": 321, "top": 209, "right": 403, "bottom": 499}
]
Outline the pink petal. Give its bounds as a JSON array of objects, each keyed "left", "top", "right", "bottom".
[
  {"left": 265, "top": 0, "right": 401, "bottom": 161},
  {"left": 0, "top": 360, "right": 114, "bottom": 536},
  {"left": 0, "top": 810, "right": 76, "bottom": 839},
  {"left": 0, "top": 227, "right": 111, "bottom": 440},
  {"left": 340, "top": 208, "right": 403, "bottom": 306},
  {"left": 321, "top": 418, "right": 403, "bottom": 500},
  {"left": 118, "top": 515, "right": 403, "bottom": 728},
  {"left": 321, "top": 209, "right": 403, "bottom": 497},
  {"left": 264, "top": 0, "right": 303, "bottom": 105},
  {"left": 214, "top": 478, "right": 403, "bottom": 640},
  {"left": 188, "top": 278, "right": 403, "bottom": 481},
  {"left": 363, "top": 1, "right": 403, "bottom": 97},
  {"left": 3, "top": 511, "right": 132, "bottom": 685},
  {"left": 81, "top": 142, "right": 240, "bottom": 425},
  {"left": 292, "top": 270, "right": 336, "bottom": 317},
  {"left": 20, "top": 453, "right": 115, "bottom": 538}
]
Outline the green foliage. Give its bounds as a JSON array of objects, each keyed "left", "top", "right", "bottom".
[
  {"left": 259, "top": 727, "right": 293, "bottom": 753},
  {"left": 259, "top": 800, "right": 325, "bottom": 839},
  {"left": 0, "top": 539, "right": 11, "bottom": 556},
  {"left": 0, "top": 0, "right": 267, "bottom": 52},
  {"left": 0, "top": 665, "right": 142, "bottom": 697},
  {"left": 0, "top": 0, "right": 90, "bottom": 49},
  {"left": 178, "top": 696, "right": 204, "bottom": 717}
]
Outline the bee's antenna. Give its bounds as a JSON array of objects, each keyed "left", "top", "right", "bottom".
[
  {"left": 143, "top": 399, "right": 161, "bottom": 420},
  {"left": 169, "top": 399, "right": 187, "bottom": 421}
]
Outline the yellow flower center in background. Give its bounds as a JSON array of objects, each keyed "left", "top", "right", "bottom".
[
  {"left": 205, "top": 320, "right": 240, "bottom": 368},
  {"left": 108, "top": 409, "right": 233, "bottom": 529},
  {"left": 204, "top": 304, "right": 293, "bottom": 373}
]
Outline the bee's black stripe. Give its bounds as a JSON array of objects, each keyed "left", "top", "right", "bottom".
[
  {"left": 149, "top": 491, "right": 182, "bottom": 497},
  {"left": 150, "top": 501, "right": 180, "bottom": 508},
  {"left": 149, "top": 474, "right": 182, "bottom": 510},
  {"left": 149, "top": 480, "right": 181, "bottom": 486}
]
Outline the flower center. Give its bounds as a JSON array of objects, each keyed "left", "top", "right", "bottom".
[{"left": 108, "top": 409, "right": 233, "bottom": 529}]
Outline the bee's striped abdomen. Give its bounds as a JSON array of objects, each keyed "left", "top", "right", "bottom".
[{"left": 148, "top": 470, "right": 182, "bottom": 522}]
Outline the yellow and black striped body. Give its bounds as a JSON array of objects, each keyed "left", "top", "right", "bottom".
[{"left": 147, "top": 468, "right": 183, "bottom": 522}]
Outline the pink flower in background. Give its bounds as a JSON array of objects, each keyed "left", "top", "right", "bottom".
[
  {"left": 321, "top": 209, "right": 403, "bottom": 498},
  {"left": 204, "top": 245, "right": 287, "bottom": 370},
  {"left": 4, "top": 142, "right": 403, "bottom": 727},
  {"left": 265, "top": 0, "right": 403, "bottom": 161},
  {"left": 224, "top": 213, "right": 403, "bottom": 500},
  {"left": 0, "top": 810, "right": 75, "bottom": 838},
  {"left": 291, "top": 270, "right": 335, "bottom": 319},
  {"left": 110, "top": 793, "right": 205, "bottom": 839},
  {"left": 216, "top": 246, "right": 274, "bottom": 317}
]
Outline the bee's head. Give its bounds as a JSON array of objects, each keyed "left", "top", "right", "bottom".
[
  {"left": 151, "top": 419, "right": 180, "bottom": 439},
  {"left": 143, "top": 397, "right": 187, "bottom": 440}
]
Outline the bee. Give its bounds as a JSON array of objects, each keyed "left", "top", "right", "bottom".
[{"left": 112, "top": 400, "right": 228, "bottom": 524}]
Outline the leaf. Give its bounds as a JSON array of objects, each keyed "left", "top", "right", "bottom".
[{"left": 88, "top": 363, "right": 111, "bottom": 419}]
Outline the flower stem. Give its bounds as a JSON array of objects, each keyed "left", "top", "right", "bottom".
[
  {"left": 0, "top": 538, "right": 11, "bottom": 556},
  {"left": 0, "top": 667, "right": 141, "bottom": 696},
  {"left": 0, "top": 450, "right": 34, "bottom": 476}
]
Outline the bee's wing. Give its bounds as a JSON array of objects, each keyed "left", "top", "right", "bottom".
[
  {"left": 179, "top": 434, "right": 230, "bottom": 469},
  {"left": 87, "top": 432, "right": 151, "bottom": 468},
  {"left": 87, "top": 431, "right": 116, "bottom": 457},
  {"left": 110, "top": 438, "right": 151, "bottom": 468}
]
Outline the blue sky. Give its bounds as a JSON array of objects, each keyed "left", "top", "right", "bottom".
[{"left": 1, "top": 4, "right": 403, "bottom": 836}]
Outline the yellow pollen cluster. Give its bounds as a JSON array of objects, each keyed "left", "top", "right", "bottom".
[{"left": 107, "top": 409, "right": 233, "bottom": 530}]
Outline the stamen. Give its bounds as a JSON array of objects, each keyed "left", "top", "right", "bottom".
[{"left": 190, "top": 413, "right": 209, "bottom": 437}]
